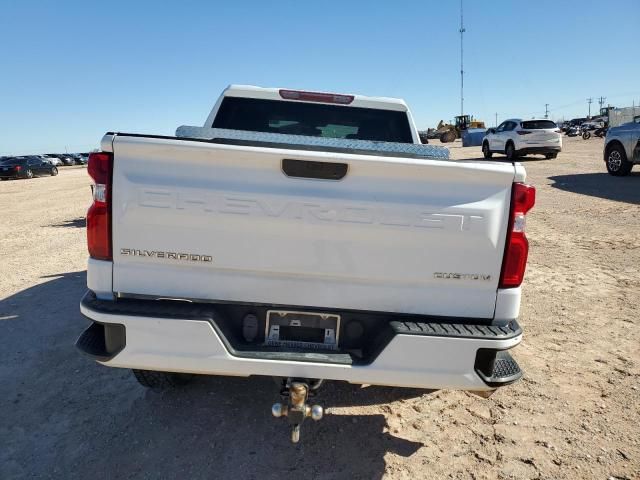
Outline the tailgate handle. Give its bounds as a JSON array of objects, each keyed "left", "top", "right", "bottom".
[{"left": 282, "top": 159, "right": 348, "bottom": 180}]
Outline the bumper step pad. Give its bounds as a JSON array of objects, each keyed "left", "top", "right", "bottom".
[
  {"left": 76, "top": 319, "right": 126, "bottom": 362},
  {"left": 475, "top": 350, "right": 522, "bottom": 387},
  {"left": 76, "top": 323, "right": 111, "bottom": 361},
  {"left": 76, "top": 322, "right": 124, "bottom": 361},
  {"left": 390, "top": 319, "right": 521, "bottom": 340}
]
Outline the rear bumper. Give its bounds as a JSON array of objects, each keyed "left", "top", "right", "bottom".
[
  {"left": 516, "top": 146, "right": 561, "bottom": 155},
  {"left": 78, "top": 291, "right": 523, "bottom": 391}
]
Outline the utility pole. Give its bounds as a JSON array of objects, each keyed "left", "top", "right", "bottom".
[
  {"left": 494, "top": 112, "right": 498, "bottom": 127},
  {"left": 544, "top": 104, "right": 550, "bottom": 119},
  {"left": 459, "top": 0, "right": 465, "bottom": 117},
  {"left": 598, "top": 96, "right": 606, "bottom": 112},
  {"left": 586, "top": 97, "right": 593, "bottom": 118}
]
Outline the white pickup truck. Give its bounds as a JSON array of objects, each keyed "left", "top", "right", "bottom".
[{"left": 77, "top": 85, "right": 535, "bottom": 442}]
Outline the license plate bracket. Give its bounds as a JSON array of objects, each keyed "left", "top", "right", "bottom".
[{"left": 265, "top": 310, "right": 340, "bottom": 350}]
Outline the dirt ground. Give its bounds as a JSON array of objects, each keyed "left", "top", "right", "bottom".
[{"left": 1, "top": 137, "right": 638, "bottom": 480}]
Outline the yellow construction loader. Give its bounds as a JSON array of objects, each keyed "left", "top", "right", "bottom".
[{"left": 432, "top": 115, "right": 486, "bottom": 143}]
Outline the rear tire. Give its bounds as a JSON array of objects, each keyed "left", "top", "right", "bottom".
[
  {"left": 25, "top": 169, "right": 33, "bottom": 179},
  {"left": 545, "top": 153, "right": 558, "bottom": 159},
  {"left": 482, "top": 142, "right": 492, "bottom": 158},
  {"left": 51, "top": 167, "right": 58, "bottom": 176},
  {"left": 132, "top": 369, "right": 194, "bottom": 391},
  {"left": 606, "top": 144, "right": 632, "bottom": 176},
  {"left": 505, "top": 142, "right": 518, "bottom": 160}
]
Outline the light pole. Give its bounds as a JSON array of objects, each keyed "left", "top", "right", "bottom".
[{"left": 459, "top": 0, "right": 465, "bottom": 117}]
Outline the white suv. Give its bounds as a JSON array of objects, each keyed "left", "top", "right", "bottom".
[{"left": 482, "top": 119, "right": 562, "bottom": 160}]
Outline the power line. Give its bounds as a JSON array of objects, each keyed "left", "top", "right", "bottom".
[
  {"left": 547, "top": 99, "right": 588, "bottom": 112},
  {"left": 0, "top": 143, "right": 98, "bottom": 156}
]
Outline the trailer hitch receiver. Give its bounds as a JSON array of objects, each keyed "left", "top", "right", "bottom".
[{"left": 272, "top": 379, "right": 324, "bottom": 443}]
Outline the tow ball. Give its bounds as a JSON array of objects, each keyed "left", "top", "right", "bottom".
[{"left": 271, "top": 379, "right": 324, "bottom": 443}]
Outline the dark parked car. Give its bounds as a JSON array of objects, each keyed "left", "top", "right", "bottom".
[
  {"left": 55, "top": 154, "right": 75, "bottom": 166},
  {"left": 0, "top": 156, "right": 58, "bottom": 180},
  {"left": 70, "top": 153, "right": 87, "bottom": 165}
]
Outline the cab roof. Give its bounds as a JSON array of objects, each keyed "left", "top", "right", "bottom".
[{"left": 222, "top": 85, "right": 409, "bottom": 112}]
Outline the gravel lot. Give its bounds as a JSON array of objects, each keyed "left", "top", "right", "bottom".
[{"left": 1, "top": 138, "right": 638, "bottom": 480}]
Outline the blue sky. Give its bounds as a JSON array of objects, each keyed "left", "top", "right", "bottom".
[{"left": 1, "top": 0, "right": 638, "bottom": 155}]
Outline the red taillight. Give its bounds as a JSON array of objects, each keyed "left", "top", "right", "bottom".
[
  {"left": 14, "top": 166, "right": 21, "bottom": 172},
  {"left": 279, "top": 89, "right": 354, "bottom": 105},
  {"left": 87, "top": 152, "right": 113, "bottom": 260},
  {"left": 516, "top": 130, "right": 532, "bottom": 135},
  {"left": 499, "top": 183, "right": 536, "bottom": 288},
  {"left": 88, "top": 152, "right": 111, "bottom": 185}
]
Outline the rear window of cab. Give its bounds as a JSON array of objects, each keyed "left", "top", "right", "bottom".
[
  {"left": 212, "top": 97, "right": 414, "bottom": 143},
  {"left": 521, "top": 120, "right": 557, "bottom": 130}
]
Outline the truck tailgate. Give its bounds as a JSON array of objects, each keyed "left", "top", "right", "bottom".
[{"left": 110, "top": 135, "right": 515, "bottom": 319}]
